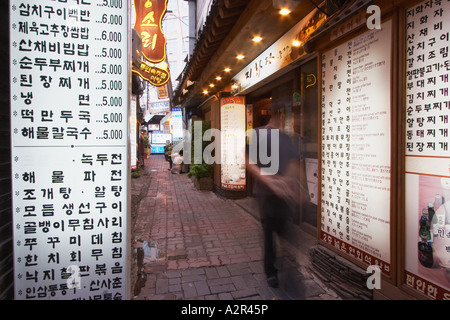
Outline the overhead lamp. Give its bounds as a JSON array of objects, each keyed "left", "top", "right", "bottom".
[
  {"left": 224, "top": 67, "right": 231, "bottom": 72},
  {"left": 292, "top": 39, "right": 302, "bottom": 47},
  {"left": 236, "top": 54, "right": 245, "bottom": 60},
  {"left": 273, "top": 0, "right": 302, "bottom": 14},
  {"left": 203, "top": 90, "right": 208, "bottom": 95},
  {"left": 216, "top": 76, "right": 222, "bottom": 81},
  {"left": 209, "top": 83, "right": 215, "bottom": 88},
  {"left": 252, "top": 36, "right": 263, "bottom": 42}
]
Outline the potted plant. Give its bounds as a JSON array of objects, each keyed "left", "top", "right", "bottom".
[
  {"left": 188, "top": 163, "right": 213, "bottom": 190},
  {"left": 187, "top": 120, "right": 214, "bottom": 190}
]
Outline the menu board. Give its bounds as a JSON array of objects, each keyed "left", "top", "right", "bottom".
[
  {"left": 10, "top": 0, "right": 130, "bottom": 299},
  {"left": 220, "top": 97, "right": 246, "bottom": 191},
  {"left": 321, "top": 21, "right": 392, "bottom": 274},
  {"left": 404, "top": 0, "right": 450, "bottom": 299}
]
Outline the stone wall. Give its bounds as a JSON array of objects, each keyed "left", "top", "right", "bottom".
[{"left": 309, "top": 245, "right": 373, "bottom": 300}]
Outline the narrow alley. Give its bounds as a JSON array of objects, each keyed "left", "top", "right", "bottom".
[{"left": 131, "top": 155, "right": 340, "bottom": 301}]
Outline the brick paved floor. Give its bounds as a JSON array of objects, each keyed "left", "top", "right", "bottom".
[{"left": 132, "top": 155, "right": 340, "bottom": 300}]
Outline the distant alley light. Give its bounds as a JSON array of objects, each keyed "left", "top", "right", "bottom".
[
  {"left": 252, "top": 36, "right": 263, "bottom": 42},
  {"left": 279, "top": 8, "right": 291, "bottom": 15},
  {"left": 236, "top": 54, "right": 245, "bottom": 60},
  {"left": 224, "top": 68, "right": 231, "bottom": 72}
]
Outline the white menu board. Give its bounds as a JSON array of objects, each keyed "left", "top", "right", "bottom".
[
  {"left": 10, "top": 0, "right": 130, "bottom": 300},
  {"left": 220, "top": 97, "right": 246, "bottom": 191},
  {"left": 404, "top": 0, "right": 450, "bottom": 300},
  {"left": 321, "top": 21, "right": 392, "bottom": 274}
]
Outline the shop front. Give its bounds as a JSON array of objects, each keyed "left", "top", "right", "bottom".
[
  {"left": 203, "top": 6, "right": 326, "bottom": 232},
  {"left": 239, "top": 58, "right": 320, "bottom": 232},
  {"left": 305, "top": 0, "right": 450, "bottom": 300},
  {"left": 174, "top": 0, "right": 450, "bottom": 300}
]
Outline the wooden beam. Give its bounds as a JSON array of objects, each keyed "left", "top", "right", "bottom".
[
  {"left": 224, "top": 0, "right": 248, "bottom": 9},
  {"left": 214, "top": 15, "right": 237, "bottom": 28}
]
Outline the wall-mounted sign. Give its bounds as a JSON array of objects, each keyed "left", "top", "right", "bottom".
[
  {"left": 232, "top": 8, "right": 325, "bottom": 95},
  {"left": 157, "top": 84, "right": 169, "bottom": 99},
  {"left": 131, "top": 95, "right": 137, "bottom": 170},
  {"left": 133, "top": 0, "right": 167, "bottom": 63},
  {"left": 149, "top": 101, "right": 170, "bottom": 114},
  {"left": 171, "top": 107, "right": 183, "bottom": 142},
  {"left": 404, "top": 0, "right": 450, "bottom": 300},
  {"left": 10, "top": 1, "right": 130, "bottom": 299},
  {"left": 133, "top": 60, "right": 170, "bottom": 87},
  {"left": 148, "top": 124, "right": 160, "bottom": 131},
  {"left": 132, "top": 0, "right": 170, "bottom": 86},
  {"left": 220, "top": 97, "right": 246, "bottom": 191},
  {"left": 151, "top": 132, "right": 171, "bottom": 145},
  {"left": 321, "top": 21, "right": 392, "bottom": 275}
]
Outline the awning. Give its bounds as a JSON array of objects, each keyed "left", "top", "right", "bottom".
[{"left": 145, "top": 114, "right": 165, "bottom": 125}]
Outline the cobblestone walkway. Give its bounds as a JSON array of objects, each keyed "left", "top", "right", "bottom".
[{"left": 132, "top": 155, "right": 340, "bottom": 300}]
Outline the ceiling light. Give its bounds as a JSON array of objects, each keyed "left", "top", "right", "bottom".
[
  {"left": 209, "top": 83, "right": 215, "bottom": 88},
  {"left": 236, "top": 54, "right": 245, "bottom": 60},
  {"left": 216, "top": 76, "right": 222, "bottom": 81},
  {"left": 224, "top": 68, "right": 231, "bottom": 72},
  {"left": 292, "top": 40, "right": 302, "bottom": 47},
  {"left": 252, "top": 36, "right": 263, "bottom": 42},
  {"left": 203, "top": 90, "right": 208, "bottom": 94},
  {"left": 279, "top": 8, "right": 291, "bottom": 15}
]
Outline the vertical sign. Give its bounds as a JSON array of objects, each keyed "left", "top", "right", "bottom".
[
  {"left": 133, "top": 0, "right": 167, "bottom": 63},
  {"left": 10, "top": 0, "right": 130, "bottom": 299},
  {"left": 321, "top": 21, "right": 392, "bottom": 274},
  {"left": 220, "top": 97, "right": 246, "bottom": 191},
  {"left": 171, "top": 107, "right": 183, "bottom": 142},
  {"left": 131, "top": 95, "right": 137, "bottom": 170},
  {"left": 132, "top": 0, "right": 170, "bottom": 87},
  {"left": 404, "top": 0, "right": 450, "bottom": 300}
]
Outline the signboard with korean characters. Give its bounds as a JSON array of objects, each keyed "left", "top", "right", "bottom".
[
  {"left": 320, "top": 20, "right": 392, "bottom": 275},
  {"left": 10, "top": 0, "right": 130, "bottom": 299},
  {"left": 132, "top": 0, "right": 170, "bottom": 87},
  {"left": 404, "top": 0, "right": 450, "bottom": 299},
  {"left": 220, "top": 97, "right": 246, "bottom": 191}
]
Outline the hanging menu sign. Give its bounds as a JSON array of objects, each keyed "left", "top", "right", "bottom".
[
  {"left": 221, "top": 97, "right": 246, "bottom": 191},
  {"left": 10, "top": 0, "right": 130, "bottom": 300},
  {"left": 404, "top": 0, "right": 450, "bottom": 300},
  {"left": 321, "top": 20, "right": 392, "bottom": 274}
]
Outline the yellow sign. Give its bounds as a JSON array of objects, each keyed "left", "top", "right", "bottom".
[{"left": 132, "top": 60, "right": 170, "bottom": 87}]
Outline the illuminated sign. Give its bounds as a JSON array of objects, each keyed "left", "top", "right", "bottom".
[
  {"left": 133, "top": 60, "right": 170, "bottom": 87},
  {"left": 232, "top": 8, "right": 325, "bottom": 94},
  {"left": 132, "top": 0, "right": 170, "bottom": 86},
  {"left": 404, "top": 0, "right": 450, "bottom": 299},
  {"left": 321, "top": 21, "right": 392, "bottom": 275},
  {"left": 10, "top": 0, "right": 130, "bottom": 300},
  {"left": 134, "top": 0, "right": 167, "bottom": 63},
  {"left": 220, "top": 97, "right": 246, "bottom": 191}
]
